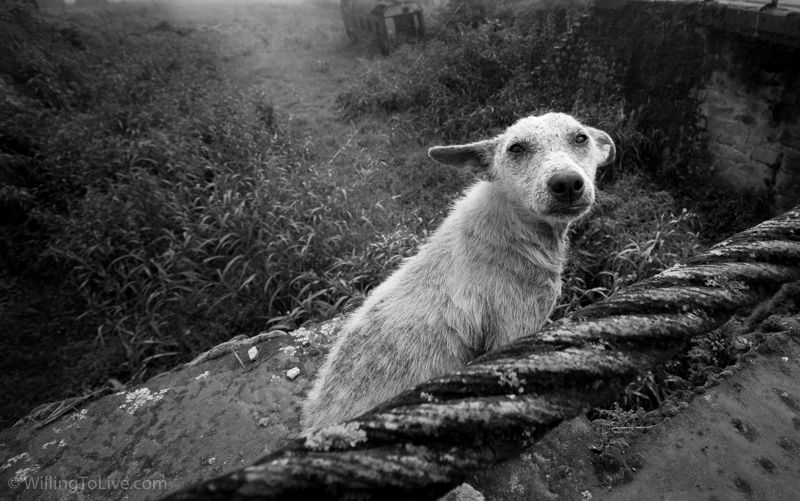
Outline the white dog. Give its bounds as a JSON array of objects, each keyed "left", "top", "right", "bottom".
[{"left": 303, "top": 113, "right": 615, "bottom": 433}]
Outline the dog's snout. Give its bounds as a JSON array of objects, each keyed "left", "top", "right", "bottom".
[{"left": 547, "top": 172, "right": 584, "bottom": 203}]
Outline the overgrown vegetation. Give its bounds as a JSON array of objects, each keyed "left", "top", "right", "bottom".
[
  {"left": 0, "top": 0, "right": 769, "bottom": 426},
  {"left": 556, "top": 179, "right": 701, "bottom": 318},
  {"left": 338, "top": 0, "right": 705, "bottom": 317},
  {"left": 1, "top": 1, "right": 424, "bottom": 420},
  {"left": 340, "top": 0, "right": 771, "bottom": 228}
]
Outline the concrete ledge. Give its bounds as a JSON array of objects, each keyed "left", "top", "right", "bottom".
[
  {"left": 0, "top": 318, "right": 344, "bottom": 501},
  {"left": 467, "top": 331, "right": 800, "bottom": 500},
  {"left": 595, "top": 345, "right": 800, "bottom": 500},
  {"left": 701, "top": 3, "right": 800, "bottom": 48},
  {"left": 1, "top": 312, "right": 797, "bottom": 500},
  {"left": 594, "top": 0, "right": 800, "bottom": 48}
]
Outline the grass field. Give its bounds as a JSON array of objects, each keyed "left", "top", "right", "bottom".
[{"left": 0, "top": 0, "right": 754, "bottom": 426}]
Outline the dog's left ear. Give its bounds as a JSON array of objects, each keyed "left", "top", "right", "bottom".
[{"left": 588, "top": 127, "right": 616, "bottom": 167}]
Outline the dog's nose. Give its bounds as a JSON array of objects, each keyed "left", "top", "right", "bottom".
[{"left": 547, "top": 172, "right": 585, "bottom": 203}]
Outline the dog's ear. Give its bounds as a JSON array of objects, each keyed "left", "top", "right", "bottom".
[
  {"left": 587, "top": 127, "right": 616, "bottom": 167},
  {"left": 428, "top": 138, "right": 497, "bottom": 170}
]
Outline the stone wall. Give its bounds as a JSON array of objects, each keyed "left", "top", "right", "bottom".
[
  {"left": 541, "top": 0, "right": 800, "bottom": 213},
  {"left": 697, "top": 37, "right": 800, "bottom": 212}
]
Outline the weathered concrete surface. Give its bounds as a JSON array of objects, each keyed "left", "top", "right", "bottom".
[
  {"left": 596, "top": 345, "right": 800, "bottom": 501},
  {"left": 1, "top": 313, "right": 798, "bottom": 501},
  {"left": 0, "top": 318, "right": 344, "bottom": 501},
  {"left": 468, "top": 329, "right": 800, "bottom": 501}
]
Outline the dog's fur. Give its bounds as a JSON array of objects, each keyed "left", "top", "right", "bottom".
[{"left": 302, "top": 113, "right": 615, "bottom": 433}]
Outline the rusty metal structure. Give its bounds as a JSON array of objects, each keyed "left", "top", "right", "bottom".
[{"left": 340, "top": 0, "right": 425, "bottom": 53}]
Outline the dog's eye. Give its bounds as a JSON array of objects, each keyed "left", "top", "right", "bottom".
[
  {"left": 575, "top": 133, "right": 588, "bottom": 144},
  {"left": 508, "top": 143, "right": 525, "bottom": 154}
]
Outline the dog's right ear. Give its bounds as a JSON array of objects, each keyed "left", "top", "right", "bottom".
[
  {"left": 428, "top": 138, "right": 497, "bottom": 170},
  {"left": 587, "top": 127, "right": 616, "bottom": 167}
]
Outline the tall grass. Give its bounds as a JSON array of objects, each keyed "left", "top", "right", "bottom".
[
  {"left": 337, "top": 3, "right": 590, "bottom": 140},
  {"left": 0, "top": 1, "right": 421, "bottom": 378},
  {"left": 556, "top": 176, "right": 702, "bottom": 318}
]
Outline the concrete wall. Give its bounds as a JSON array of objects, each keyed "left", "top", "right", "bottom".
[
  {"left": 697, "top": 39, "right": 800, "bottom": 211},
  {"left": 541, "top": 1, "right": 800, "bottom": 213}
]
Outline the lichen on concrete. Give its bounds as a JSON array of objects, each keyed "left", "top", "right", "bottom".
[
  {"left": 1, "top": 452, "right": 32, "bottom": 471},
  {"left": 11, "top": 464, "right": 40, "bottom": 483},
  {"left": 117, "top": 388, "right": 169, "bottom": 415},
  {"left": 304, "top": 421, "right": 367, "bottom": 451},
  {"left": 0, "top": 319, "right": 338, "bottom": 500}
]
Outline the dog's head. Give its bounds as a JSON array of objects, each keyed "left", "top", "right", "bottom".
[{"left": 429, "top": 113, "right": 615, "bottom": 222}]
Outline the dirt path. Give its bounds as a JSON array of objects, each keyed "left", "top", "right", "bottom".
[
  {"left": 230, "top": 13, "right": 360, "bottom": 129},
  {"left": 169, "top": 0, "right": 367, "bottom": 159},
  {"left": 184, "top": 0, "right": 441, "bottom": 219}
]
